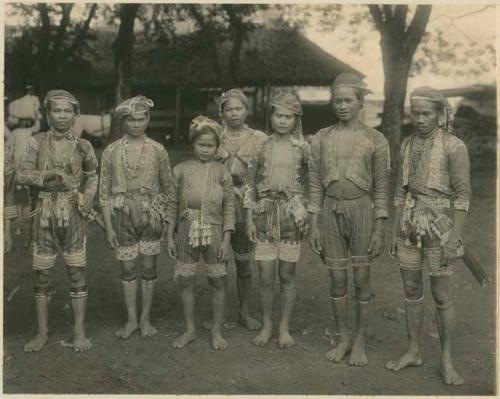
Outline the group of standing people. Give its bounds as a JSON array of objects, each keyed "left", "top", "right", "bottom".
[{"left": 5, "top": 72, "right": 470, "bottom": 386}]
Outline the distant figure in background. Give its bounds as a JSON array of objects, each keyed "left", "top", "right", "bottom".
[
  {"left": 8, "top": 85, "right": 42, "bottom": 129},
  {"left": 215, "top": 88, "right": 267, "bottom": 331},
  {"left": 309, "top": 73, "right": 390, "bottom": 366}
]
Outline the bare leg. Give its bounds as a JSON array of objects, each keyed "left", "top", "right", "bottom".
[
  {"left": 252, "top": 260, "right": 276, "bottom": 347},
  {"left": 139, "top": 255, "right": 158, "bottom": 338},
  {"left": 236, "top": 259, "right": 261, "bottom": 330},
  {"left": 349, "top": 266, "right": 370, "bottom": 366},
  {"left": 172, "top": 275, "right": 197, "bottom": 348},
  {"left": 386, "top": 268, "right": 424, "bottom": 371},
  {"left": 278, "top": 260, "right": 297, "bottom": 349},
  {"left": 430, "top": 275, "right": 463, "bottom": 386},
  {"left": 325, "top": 269, "right": 351, "bottom": 362},
  {"left": 208, "top": 275, "right": 228, "bottom": 350},
  {"left": 116, "top": 260, "right": 140, "bottom": 338},
  {"left": 68, "top": 266, "right": 92, "bottom": 352},
  {"left": 24, "top": 269, "right": 51, "bottom": 352}
]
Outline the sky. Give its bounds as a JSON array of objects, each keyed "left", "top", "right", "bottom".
[{"left": 303, "top": 4, "right": 496, "bottom": 100}]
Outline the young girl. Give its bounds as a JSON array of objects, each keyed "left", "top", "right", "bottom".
[
  {"left": 245, "top": 92, "right": 309, "bottom": 349},
  {"left": 166, "top": 116, "right": 235, "bottom": 350}
]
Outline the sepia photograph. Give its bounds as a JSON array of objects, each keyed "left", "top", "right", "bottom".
[{"left": 2, "top": 1, "right": 497, "bottom": 396}]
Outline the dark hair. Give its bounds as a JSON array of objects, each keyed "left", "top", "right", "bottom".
[
  {"left": 221, "top": 98, "right": 247, "bottom": 113},
  {"left": 190, "top": 126, "right": 220, "bottom": 148}
]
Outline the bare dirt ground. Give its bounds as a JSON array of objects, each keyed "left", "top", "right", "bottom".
[{"left": 3, "top": 152, "right": 496, "bottom": 395}]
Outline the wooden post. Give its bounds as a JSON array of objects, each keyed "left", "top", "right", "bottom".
[
  {"left": 174, "top": 86, "right": 181, "bottom": 145},
  {"left": 264, "top": 83, "right": 271, "bottom": 132}
]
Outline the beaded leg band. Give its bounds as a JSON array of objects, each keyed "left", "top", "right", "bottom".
[
  {"left": 34, "top": 286, "right": 53, "bottom": 299},
  {"left": 70, "top": 285, "right": 88, "bottom": 298},
  {"left": 405, "top": 295, "right": 424, "bottom": 305},
  {"left": 436, "top": 301, "right": 453, "bottom": 310}
]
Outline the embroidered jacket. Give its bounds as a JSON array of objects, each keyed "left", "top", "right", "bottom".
[
  {"left": 308, "top": 123, "right": 390, "bottom": 219},
  {"left": 17, "top": 131, "right": 98, "bottom": 205},
  {"left": 218, "top": 125, "right": 268, "bottom": 187},
  {"left": 244, "top": 134, "right": 309, "bottom": 207},
  {"left": 166, "top": 160, "right": 236, "bottom": 232},
  {"left": 99, "top": 136, "right": 172, "bottom": 212},
  {"left": 394, "top": 128, "right": 471, "bottom": 211}
]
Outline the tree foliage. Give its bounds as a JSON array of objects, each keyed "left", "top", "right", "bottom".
[{"left": 5, "top": 3, "right": 99, "bottom": 93}]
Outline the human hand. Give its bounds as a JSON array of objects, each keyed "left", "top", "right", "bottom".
[
  {"left": 218, "top": 238, "right": 231, "bottom": 262},
  {"left": 388, "top": 236, "right": 398, "bottom": 259},
  {"left": 105, "top": 229, "right": 120, "bottom": 250},
  {"left": 167, "top": 239, "right": 177, "bottom": 259},
  {"left": 309, "top": 225, "right": 322, "bottom": 255},
  {"left": 247, "top": 223, "right": 257, "bottom": 243},
  {"left": 441, "top": 236, "right": 460, "bottom": 266},
  {"left": 368, "top": 231, "right": 385, "bottom": 258}
]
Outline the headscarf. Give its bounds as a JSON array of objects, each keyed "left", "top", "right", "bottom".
[
  {"left": 43, "top": 89, "right": 80, "bottom": 115},
  {"left": 410, "top": 86, "right": 454, "bottom": 132},
  {"left": 331, "top": 72, "right": 373, "bottom": 97},
  {"left": 188, "top": 115, "right": 222, "bottom": 145},
  {"left": 114, "top": 95, "right": 154, "bottom": 118},
  {"left": 270, "top": 92, "right": 304, "bottom": 141},
  {"left": 218, "top": 89, "right": 249, "bottom": 114}
]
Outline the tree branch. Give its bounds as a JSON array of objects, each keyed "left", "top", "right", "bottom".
[
  {"left": 66, "top": 3, "right": 98, "bottom": 56},
  {"left": 394, "top": 5, "right": 408, "bottom": 34},
  {"left": 368, "top": 5, "right": 386, "bottom": 34},
  {"left": 405, "top": 5, "right": 432, "bottom": 55},
  {"left": 52, "top": 3, "right": 74, "bottom": 56},
  {"left": 382, "top": 5, "right": 394, "bottom": 23},
  {"left": 222, "top": 4, "right": 247, "bottom": 84},
  {"left": 431, "top": 5, "right": 493, "bottom": 22}
]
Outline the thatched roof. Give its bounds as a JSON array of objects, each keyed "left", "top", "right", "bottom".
[{"left": 67, "top": 27, "right": 361, "bottom": 89}]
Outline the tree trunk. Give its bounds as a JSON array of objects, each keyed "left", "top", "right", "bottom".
[
  {"left": 112, "top": 4, "right": 140, "bottom": 105},
  {"left": 380, "top": 39, "right": 412, "bottom": 169}
]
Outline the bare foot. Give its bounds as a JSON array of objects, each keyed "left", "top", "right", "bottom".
[
  {"left": 386, "top": 350, "right": 423, "bottom": 371},
  {"left": 251, "top": 327, "right": 273, "bottom": 348},
  {"left": 441, "top": 355, "right": 464, "bottom": 386},
  {"left": 325, "top": 336, "right": 351, "bottom": 362},
  {"left": 24, "top": 333, "right": 48, "bottom": 352},
  {"left": 239, "top": 312, "right": 262, "bottom": 331},
  {"left": 211, "top": 331, "right": 228, "bottom": 350},
  {"left": 115, "top": 322, "right": 139, "bottom": 339},
  {"left": 73, "top": 333, "right": 92, "bottom": 352},
  {"left": 278, "top": 329, "right": 296, "bottom": 349},
  {"left": 172, "top": 330, "right": 197, "bottom": 349},
  {"left": 139, "top": 321, "right": 158, "bottom": 338},
  {"left": 348, "top": 339, "right": 367, "bottom": 367}
]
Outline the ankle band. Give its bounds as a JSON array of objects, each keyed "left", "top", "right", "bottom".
[
  {"left": 70, "top": 285, "right": 88, "bottom": 298},
  {"left": 330, "top": 294, "right": 348, "bottom": 301},
  {"left": 405, "top": 295, "right": 424, "bottom": 305},
  {"left": 436, "top": 301, "right": 453, "bottom": 310}
]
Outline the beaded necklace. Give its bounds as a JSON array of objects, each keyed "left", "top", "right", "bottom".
[
  {"left": 122, "top": 136, "right": 147, "bottom": 178},
  {"left": 48, "top": 129, "right": 76, "bottom": 169}
]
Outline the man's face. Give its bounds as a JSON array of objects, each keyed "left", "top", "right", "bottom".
[
  {"left": 123, "top": 111, "right": 149, "bottom": 137},
  {"left": 48, "top": 100, "right": 76, "bottom": 132},
  {"left": 332, "top": 86, "right": 362, "bottom": 122},
  {"left": 271, "top": 107, "right": 296, "bottom": 136},
  {"left": 221, "top": 99, "right": 248, "bottom": 129},
  {"left": 410, "top": 100, "right": 440, "bottom": 136}
]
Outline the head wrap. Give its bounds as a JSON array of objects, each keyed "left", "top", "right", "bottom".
[
  {"left": 114, "top": 95, "right": 154, "bottom": 118},
  {"left": 410, "top": 86, "right": 454, "bottom": 132},
  {"left": 44, "top": 89, "right": 80, "bottom": 115},
  {"left": 218, "top": 89, "right": 249, "bottom": 114},
  {"left": 332, "top": 73, "right": 372, "bottom": 96},
  {"left": 270, "top": 92, "right": 304, "bottom": 141},
  {"left": 188, "top": 115, "right": 222, "bottom": 144}
]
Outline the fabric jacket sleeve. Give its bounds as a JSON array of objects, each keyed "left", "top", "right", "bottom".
[
  {"left": 221, "top": 166, "right": 236, "bottom": 232},
  {"left": 449, "top": 139, "right": 471, "bottom": 211},
  {"left": 165, "top": 165, "right": 181, "bottom": 225},
  {"left": 393, "top": 140, "right": 408, "bottom": 208},
  {"left": 371, "top": 136, "right": 391, "bottom": 219},
  {"left": 307, "top": 134, "right": 323, "bottom": 214},
  {"left": 99, "top": 147, "right": 113, "bottom": 208},
  {"left": 16, "top": 137, "right": 45, "bottom": 187},
  {"left": 80, "top": 140, "right": 99, "bottom": 206}
]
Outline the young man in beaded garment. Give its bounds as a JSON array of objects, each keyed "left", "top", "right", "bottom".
[
  {"left": 100, "top": 96, "right": 172, "bottom": 339},
  {"left": 309, "top": 73, "right": 391, "bottom": 366},
  {"left": 386, "top": 87, "right": 471, "bottom": 386},
  {"left": 246, "top": 92, "right": 310, "bottom": 349},
  {"left": 17, "top": 90, "right": 98, "bottom": 352}
]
